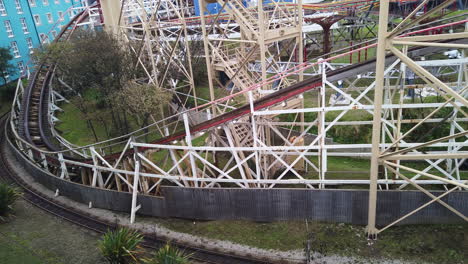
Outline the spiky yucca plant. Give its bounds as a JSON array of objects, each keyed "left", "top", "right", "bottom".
[
  {"left": 144, "top": 243, "right": 190, "bottom": 264},
  {"left": 0, "top": 183, "right": 21, "bottom": 221},
  {"left": 98, "top": 228, "right": 143, "bottom": 264}
]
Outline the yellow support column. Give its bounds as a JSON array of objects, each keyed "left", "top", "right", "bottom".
[{"left": 100, "top": 0, "right": 122, "bottom": 35}]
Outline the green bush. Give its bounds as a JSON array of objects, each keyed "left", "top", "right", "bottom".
[
  {"left": 144, "top": 243, "right": 190, "bottom": 264},
  {"left": 98, "top": 228, "right": 143, "bottom": 264},
  {"left": 0, "top": 183, "right": 21, "bottom": 221},
  {"left": 0, "top": 81, "right": 16, "bottom": 102}
]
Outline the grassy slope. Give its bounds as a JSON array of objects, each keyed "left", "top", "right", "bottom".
[
  {"left": 55, "top": 102, "right": 107, "bottom": 146},
  {"left": 0, "top": 200, "right": 104, "bottom": 264},
  {"left": 55, "top": 85, "right": 245, "bottom": 147},
  {"left": 0, "top": 101, "right": 10, "bottom": 116},
  {"left": 0, "top": 85, "right": 14, "bottom": 116},
  {"left": 0, "top": 236, "right": 43, "bottom": 264},
  {"left": 153, "top": 218, "right": 467, "bottom": 264},
  {"left": 154, "top": 219, "right": 308, "bottom": 251}
]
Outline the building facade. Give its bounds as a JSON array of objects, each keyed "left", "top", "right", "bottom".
[{"left": 0, "top": 0, "right": 83, "bottom": 84}]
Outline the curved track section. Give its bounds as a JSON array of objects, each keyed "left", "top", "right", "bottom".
[
  {"left": 20, "top": 10, "right": 89, "bottom": 152},
  {"left": 6, "top": 5, "right": 467, "bottom": 227},
  {"left": 1, "top": 113, "right": 276, "bottom": 264},
  {"left": 18, "top": 37, "right": 468, "bottom": 161}
]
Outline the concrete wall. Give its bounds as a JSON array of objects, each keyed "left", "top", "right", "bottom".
[{"left": 8, "top": 138, "right": 467, "bottom": 226}]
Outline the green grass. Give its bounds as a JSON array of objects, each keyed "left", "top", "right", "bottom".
[
  {"left": 331, "top": 47, "right": 377, "bottom": 64},
  {"left": 56, "top": 102, "right": 106, "bottom": 146},
  {"left": 0, "top": 101, "right": 10, "bottom": 116},
  {"left": 442, "top": 10, "right": 467, "bottom": 19},
  {"left": 151, "top": 217, "right": 467, "bottom": 264},
  {"left": 154, "top": 219, "right": 309, "bottom": 251},
  {"left": 0, "top": 82, "right": 16, "bottom": 116},
  {"left": 0, "top": 235, "right": 43, "bottom": 264},
  {"left": 327, "top": 156, "right": 370, "bottom": 171},
  {"left": 55, "top": 84, "right": 244, "bottom": 147},
  {"left": 0, "top": 199, "right": 104, "bottom": 264},
  {"left": 195, "top": 85, "right": 246, "bottom": 107}
]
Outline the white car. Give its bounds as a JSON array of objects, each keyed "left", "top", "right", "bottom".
[{"left": 444, "top": 50, "right": 461, "bottom": 59}]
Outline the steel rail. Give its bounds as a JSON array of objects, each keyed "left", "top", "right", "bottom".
[
  {"left": 11, "top": 2, "right": 467, "bottom": 188},
  {"left": 0, "top": 113, "right": 278, "bottom": 264},
  {"left": 16, "top": 16, "right": 468, "bottom": 157},
  {"left": 17, "top": 37, "right": 468, "bottom": 168}
]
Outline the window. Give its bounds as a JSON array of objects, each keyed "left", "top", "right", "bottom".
[
  {"left": 40, "top": 33, "right": 49, "bottom": 44},
  {"left": 20, "top": 18, "right": 29, "bottom": 34},
  {"left": 57, "top": 11, "right": 63, "bottom": 21},
  {"left": 15, "top": 0, "right": 23, "bottom": 13},
  {"left": 0, "top": 0, "right": 6, "bottom": 16},
  {"left": 17, "top": 61, "right": 25, "bottom": 75},
  {"left": 65, "top": 0, "right": 70, "bottom": 3},
  {"left": 51, "top": 31, "right": 57, "bottom": 38},
  {"left": 68, "top": 10, "right": 73, "bottom": 19},
  {"left": 43, "top": 0, "right": 49, "bottom": 6},
  {"left": 58, "top": 11, "right": 63, "bottom": 21},
  {"left": 4, "top": 20, "right": 13, "bottom": 37},
  {"left": 29, "top": 0, "right": 36, "bottom": 7},
  {"left": 46, "top": 13, "right": 53, "bottom": 23},
  {"left": 26, "top": 37, "right": 34, "bottom": 53},
  {"left": 33, "top": 15, "right": 41, "bottom": 25},
  {"left": 54, "top": 0, "right": 59, "bottom": 3},
  {"left": 11, "top": 42, "right": 20, "bottom": 58}
]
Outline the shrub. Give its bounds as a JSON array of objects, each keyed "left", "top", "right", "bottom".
[
  {"left": 0, "top": 81, "right": 17, "bottom": 102},
  {"left": 0, "top": 183, "right": 21, "bottom": 221},
  {"left": 98, "top": 228, "right": 143, "bottom": 264},
  {"left": 144, "top": 243, "right": 190, "bottom": 264}
]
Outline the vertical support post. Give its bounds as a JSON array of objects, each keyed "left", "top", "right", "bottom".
[
  {"left": 318, "top": 59, "right": 327, "bottom": 189},
  {"left": 449, "top": 50, "right": 465, "bottom": 180},
  {"left": 297, "top": 0, "right": 305, "bottom": 135},
  {"left": 367, "top": 0, "right": 390, "bottom": 238},
  {"left": 130, "top": 138, "right": 141, "bottom": 224},
  {"left": 395, "top": 46, "right": 409, "bottom": 179},
  {"left": 58, "top": 153, "right": 68, "bottom": 180},
  {"left": 382, "top": 73, "right": 391, "bottom": 187},
  {"left": 178, "top": 0, "right": 197, "bottom": 107},
  {"left": 223, "top": 127, "right": 249, "bottom": 188},
  {"left": 165, "top": 127, "right": 188, "bottom": 187},
  {"left": 90, "top": 147, "right": 103, "bottom": 187},
  {"left": 322, "top": 25, "right": 332, "bottom": 56},
  {"left": 27, "top": 147, "right": 33, "bottom": 160},
  {"left": 249, "top": 91, "right": 261, "bottom": 185},
  {"left": 100, "top": 0, "right": 122, "bottom": 35},
  {"left": 297, "top": 0, "right": 304, "bottom": 82},
  {"left": 198, "top": 0, "right": 217, "bottom": 116},
  {"left": 40, "top": 152, "right": 48, "bottom": 171},
  {"left": 258, "top": 0, "right": 268, "bottom": 86},
  {"left": 319, "top": 60, "right": 327, "bottom": 189},
  {"left": 183, "top": 113, "right": 198, "bottom": 187}
]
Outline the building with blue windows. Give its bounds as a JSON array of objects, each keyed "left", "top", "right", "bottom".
[
  {"left": 193, "top": 0, "right": 296, "bottom": 16},
  {"left": 0, "top": 0, "right": 84, "bottom": 84}
]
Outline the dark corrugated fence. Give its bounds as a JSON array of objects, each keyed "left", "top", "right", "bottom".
[{"left": 9, "top": 141, "right": 467, "bottom": 226}]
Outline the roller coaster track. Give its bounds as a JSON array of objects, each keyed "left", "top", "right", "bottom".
[
  {"left": 2, "top": 0, "right": 465, "bottom": 251},
  {"left": 16, "top": 3, "right": 467, "bottom": 162},
  {"left": 18, "top": 32, "right": 468, "bottom": 165},
  {"left": 2, "top": 112, "right": 283, "bottom": 263},
  {"left": 19, "top": 8, "right": 90, "bottom": 153}
]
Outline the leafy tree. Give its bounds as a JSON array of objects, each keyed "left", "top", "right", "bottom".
[
  {"left": 0, "top": 47, "right": 14, "bottom": 86},
  {"left": 33, "top": 29, "right": 146, "bottom": 139},
  {"left": 0, "top": 183, "right": 22, "bottom": 222},
  {"left": 144, "top": 243, "right": 190, "bottom": 264},
  {"left": 98, "top": 228, "right": 143, "bottom": 264},
  {"left": 115, "top": 82, "right": 172, "bottom": 129}
]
